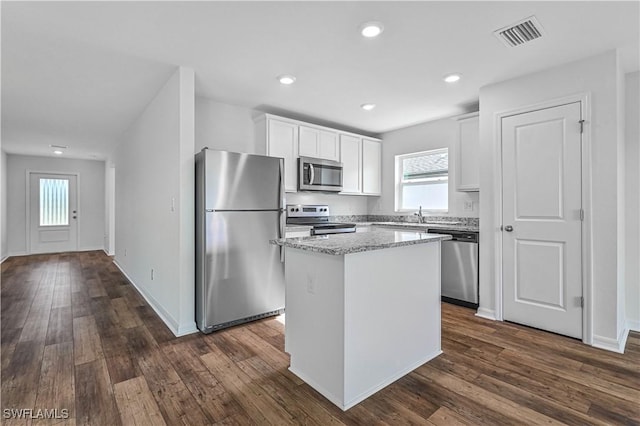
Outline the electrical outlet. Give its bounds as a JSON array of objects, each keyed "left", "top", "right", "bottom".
[{"left": 463, "top": 201, "right": 474, "bottom": 211}]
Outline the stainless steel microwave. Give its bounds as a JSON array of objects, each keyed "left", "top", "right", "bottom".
[{"left": 298, "top": 156, "right": 343, "bottom": 192}]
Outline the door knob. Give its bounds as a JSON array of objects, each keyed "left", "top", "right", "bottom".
[{"left": 504, "top": 225, "right": 513, "bottom": 232}]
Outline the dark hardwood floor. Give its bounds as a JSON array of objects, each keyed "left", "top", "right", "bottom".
[{"left": 1, "top": 251, "right": 639, "bottom": 425}]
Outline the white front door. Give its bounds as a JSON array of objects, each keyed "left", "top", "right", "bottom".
[
  {"left": 502, "top": 102, "right": 583, "bottom": 339},
  {"left": 29, "top": 173, "right": 78, "bottom": 254}
]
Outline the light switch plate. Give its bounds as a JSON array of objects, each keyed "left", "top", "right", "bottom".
[{"left": 464, "top": 201, "right": 474, "bottom": 211}]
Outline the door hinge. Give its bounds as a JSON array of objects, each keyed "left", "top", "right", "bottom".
[
  {"left": 579, "top": 120, "right": 585, "bottom": 134},
  {"left": 580, "top": 209, "right": 584, "bottom": 221},
  {"left": 580, "top": 296, "right": 584, "bottom": 308}
]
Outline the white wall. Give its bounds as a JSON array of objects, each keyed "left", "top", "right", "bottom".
[
  {"left": 371, "top": 116, "right": 479, "bottom": 218},
  {"left": 5, "top": 154, "right": 105, "bottom": 255},
  {"left": 113, "top": 66, "right": 196, "bottom": 336},
  {"left": 1, "top": 150, "right": 7, "bottom": 261},
  {"left": 625, "top": 71, "right": 640, "bottom": 331},
  {"left": 195, "top": 97, "right": 370, "bottom": 216},
  {"left": 195, "top": 97, "right": 263, "bottom": 155},
  {"left": 479, "top": 50, "right": 625, "bottom": 349}
]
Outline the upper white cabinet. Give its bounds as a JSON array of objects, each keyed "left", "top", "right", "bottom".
[
  {"left": 456, "top": 113, "right": 479, "bottom": 192},
  {"left": 339, "top": 134, "right": 362, "bottom": 194},
  {"left": 340, "top": 135, "right": 382, "bottom": 196},
  {"left": 260, "top": 117, "right": 299, "bottom": 192},
  {"left": 256, "top": 113, "right": 382, "bottom": 196},
  {"left": 362, "top": 139, "right": 381, "bottom": 195},
  {"left": 298, "top": 126, "right": 339, "bottom": 161}
]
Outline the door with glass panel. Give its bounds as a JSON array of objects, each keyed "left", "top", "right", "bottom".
[{"left": 29, "top": 173, "right": 78, "bottom": 254}]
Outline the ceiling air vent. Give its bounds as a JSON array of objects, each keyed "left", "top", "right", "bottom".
[{"left": 493, "top": 16, "right": 544, "bottom": 47}]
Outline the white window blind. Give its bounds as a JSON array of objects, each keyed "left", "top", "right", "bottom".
[
  {"left": 396, "top": 148, "right": 449, "bottom": 211},
  {"left": 39, "top": 178, "right": 69, "bottom": 226}
]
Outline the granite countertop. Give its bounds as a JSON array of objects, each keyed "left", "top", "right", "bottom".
[
  {"left": 272, "top": 229, "right": 452, "bottom": 256},
  {"left": 352, "top": 221, "right": 478, "bottom": 233},
  {"left": 369, "top": 222, "right": 479, "bottom": 233}
]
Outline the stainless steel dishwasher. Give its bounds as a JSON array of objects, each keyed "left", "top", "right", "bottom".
[{"left": 428, "top": 229, "right": 479, "bottom": 308}]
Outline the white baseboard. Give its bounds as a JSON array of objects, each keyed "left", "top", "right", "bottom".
[
  {"left": 627, "top": 319, "right": 640, "bottom": 333},
  {"left": 475, "top": 307, "right": 497, "bottom": 321},
  {"left": 112, "top": 260, "right": 196, "bottom": 338},
  {"left": 0, "top": 255, "right": 8, "bottom": 264},
  {"left": 592, "top": 326, "right": 630, "bottom": 354}
]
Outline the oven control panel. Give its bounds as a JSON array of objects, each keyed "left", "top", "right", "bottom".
[{"left": 286, "top": 204, "right": 330, "bottom": 218}]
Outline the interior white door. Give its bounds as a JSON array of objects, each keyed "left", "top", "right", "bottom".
[
  {"left": 29, "top": 173, "right": 78, "bottom": 254},
  {"left": 502, "top": 102, "right": 583, "bottom": 339}
]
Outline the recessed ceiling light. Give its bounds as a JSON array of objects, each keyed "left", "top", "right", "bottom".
[
  {"left": 278, "top": 74, "right": 296, "bottom": 85},
  {"left": 53, "top": 150, "right": 63, "bottom": 155},
  {"left": 444, "top": 73, "right": 462, "bottom": 83},
  {"left": 360, "top": 22, "right": 384, "bottom": 38},
  {"left": 361, "top": 103, "right": 376, "bottom": 111}
]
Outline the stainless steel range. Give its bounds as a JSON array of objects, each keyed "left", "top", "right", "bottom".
[{"left": 286, "top": 204, "right": 356, "bottom": 235}]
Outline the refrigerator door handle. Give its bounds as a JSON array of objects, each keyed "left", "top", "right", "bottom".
[
  {"left": 279, "top": 210, "right": 285, "bottom": 263},
  {"left": 278, "top": 158, "right": 285, "bottom": 263}
]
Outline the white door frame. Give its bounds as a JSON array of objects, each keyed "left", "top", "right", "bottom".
[
  {"left": 492, "top": 93, "right": 593, "bottom": 345},
  {"left": 26, "top": 170, "right": 81, "bottom": 254}
]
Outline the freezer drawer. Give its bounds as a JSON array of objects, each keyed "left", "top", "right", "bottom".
[
  {"left": 196, "top": 210, "right": 285, "bottom": 332},
  {"left": 441, "top": 239, "right": 479, "bottom": 306}
]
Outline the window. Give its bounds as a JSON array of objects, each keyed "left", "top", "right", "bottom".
[
  {"left": 395, "top": 148, "right": 448, "bottom": 212},
  {"left": 39, "top": 178, "right": 69, "bottom": 226}
]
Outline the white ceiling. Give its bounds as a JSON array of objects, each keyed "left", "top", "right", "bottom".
[{"left": 2, "top": 1, "right": 639, "bottom": 160}]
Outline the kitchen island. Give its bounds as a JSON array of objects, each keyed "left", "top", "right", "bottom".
[{"left": 274, "top": 229, "right": 451, "bottom": 410}]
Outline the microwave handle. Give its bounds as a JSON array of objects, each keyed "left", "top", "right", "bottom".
[{"left": 309, "top": 164, "right": 315, "bottom": 185}]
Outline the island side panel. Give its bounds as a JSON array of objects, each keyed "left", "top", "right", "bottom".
[
  {"left": 343, "top": 242, "right": 442, "bottom": 409},
  {"left": 284, "top": 247, "right": 346, "bottom": 406}
]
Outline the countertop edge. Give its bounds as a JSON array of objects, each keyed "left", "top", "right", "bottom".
[{"left": 271, "top": 233, "right": 452, "bottom": 256}]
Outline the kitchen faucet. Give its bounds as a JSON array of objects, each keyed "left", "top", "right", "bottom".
[{"left": 414, "top": 205, "right": 425, "bottom": 223}]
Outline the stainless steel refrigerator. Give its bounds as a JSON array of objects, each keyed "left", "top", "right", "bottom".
[{"left": 195, "top": 148, "right": 285, "bottom": 333}]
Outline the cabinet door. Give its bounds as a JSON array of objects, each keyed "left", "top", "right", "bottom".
[
  {"left": 298, "top": 125, "right": 319, "bottom": 158},
  {"left": 318, "top": 130, "right": 339, "bottom": 161},
  {"left": 340, "top": 134, "right": 362, "bottom": 194},
  {"left": 362, "top": 139, "right": 381, "bottom": 195},
  {"left": 268, "top": 119, "right": 299, "bottom": 192},
  {"left": 456, "top": 115, "right": 479, "bottom": 191}
]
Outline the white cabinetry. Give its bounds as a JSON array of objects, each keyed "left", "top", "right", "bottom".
[
  {"left": 456, "top": 113, "right": 479, "bottom": 192},
  {"left": 259, "top": 117, "right": 299, "bottom": 192},
  {"left": 256, "top": 113, "right": 382, "bottom": 195},
  {"left": 362, "top": 139, "right": 381, "bottom": 195},
  {"left": 299, "top": 126, "right": 339, "bottom": 161},
  {"left": 339, "top": 134, "right": 362, "bottom": 194},
  {"left": 340, "top": 135, "right": 381, "bottom": 196}
]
